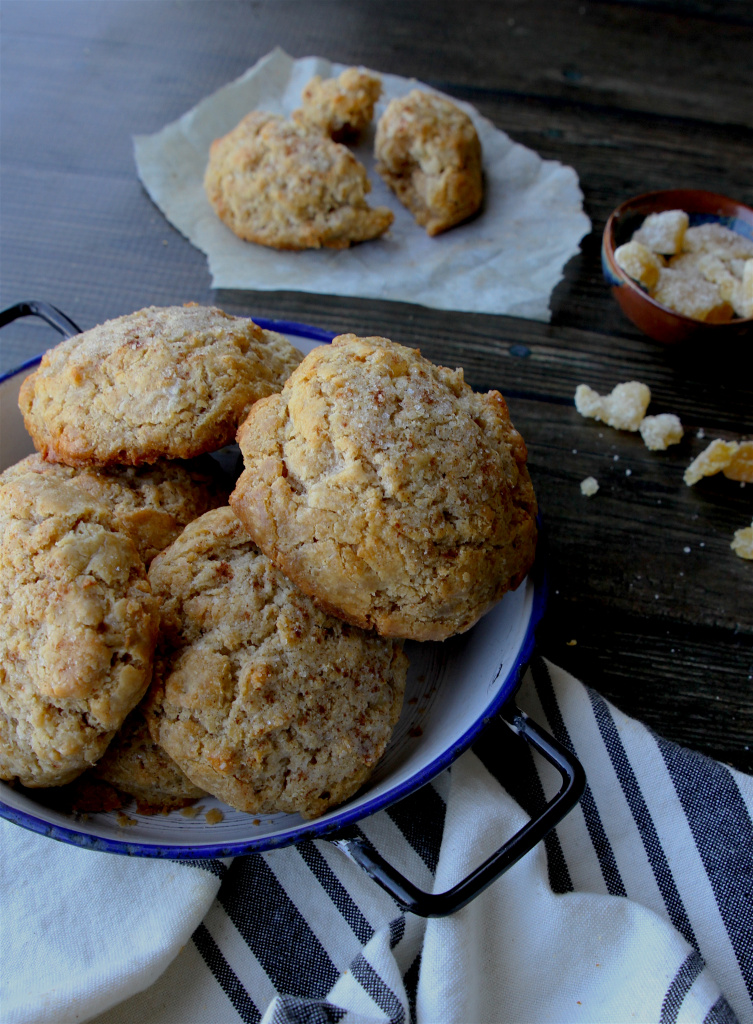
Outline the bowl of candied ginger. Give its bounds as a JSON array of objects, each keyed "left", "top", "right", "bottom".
[{"left": 602, "top": 189, "right": 753, "bottom": 344}]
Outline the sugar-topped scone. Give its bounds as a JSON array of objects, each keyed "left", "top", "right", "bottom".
[
  {"left": 204, "top": 112, "right": 393, "bottom": 250},
  {"left": 230, "top": 334, "right": 537, "bottom": 641},
  {"left": 145, "top": 507, "right": 407, "bottom": 819},
  {"left": 1, "top": 454, "right": 229, "bottom": 565},
  {"left": 92, "top": 707, "right": 206, "bottom": 813},
  {"left": 0, "top": 473, "right": 158, "bottom": 788},
  {"left": 18, "top": 305, "right": 303, "bottom": 467},
  {"left": 292, "top": 67, "right": 382, "bottom": 141},
  {"left": 375, "top": 90, "right": 483, "bottom": 236}
]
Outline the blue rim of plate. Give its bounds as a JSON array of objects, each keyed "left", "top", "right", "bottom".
[{"left": 0, "top": 315, "right": 546, "bottom": 858}]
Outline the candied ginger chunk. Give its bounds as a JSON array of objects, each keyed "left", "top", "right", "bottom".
[
  {"left": 734, "top": 259, "right": 753, "bottom": 319},
  {"left": 683, "top": 439, "right": 739, "bottom": 486},
  {"left": 574, "top": 381, "right": 651, "bottom": 432},
  {"left": 615, "top": 241, "right": 664, "bottom": 289},
  {"left": 580, "top": 476, "right": 599, "bottom": 497},
  {"left": 633, "top": 210, "right": 689, "bottom": 255},
  {"left": 722, "top": 440, "right": 753, "bottom": 483},
  {"left": 731, "top": 520, "right": 753, "bottom": 560},
  {"left": 639, "top": 413, "right": 684, "bottom": 451},
  {"left": 683, "top": 223, "right": 753, "bottom": 261},
  {"left": 652, "top": 268, "right": 733, "bottom": 323}
]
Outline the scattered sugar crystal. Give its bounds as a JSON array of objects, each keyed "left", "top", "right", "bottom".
[
  {"left": 574, "top": 381, "right": 651, "bottom": 432},
  {"left": 722, "top": 440, "right": 753, "bottom": 483},
  {"left": 652, "top": 267, "right": 734, "bottom": 323},
  {"left": 731, "top": 520, "right": 753, "bottom": 560},
  {"left": 639, "top": 413, "right": 684, "bottom": 451},
  {"left": 683, "top": 546, "right": 691, "bottom": 553},
  {"left": 625, "top": 468, "right": 632, "bottom": 476},
  {"left": 614, "top": 240, "right": 664, "bottom": 289},
  {"left": 697, "top": 428, "right": 705, "bottom": 439},
  {"left": 684, "top": 438, "right": 739, "bottom": 485},
  {"left": 633, "top": 209, "right": 689, "bottom": 255},
  {"left": 580, "top": 476, "right": 599, "bottom": 496}
]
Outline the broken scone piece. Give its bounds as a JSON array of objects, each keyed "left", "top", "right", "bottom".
[
  {"left": 731, "top": 521, "right": 753, "bottom": 560},
  {"left": 293, "top": 67, "right": 382, "bottom": 141},
  {"left": 204, "top": 112, "right": 393, "bottom": 250},
  {"left": 375, "top": 90, "right": 483, "bottom": 236}
]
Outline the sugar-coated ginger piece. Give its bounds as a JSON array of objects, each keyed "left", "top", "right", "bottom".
[
  {"left": 722, "top": 440, "right": 753, "bottom": 483},
  {"left": 292, "top": 67, "right": 382, "bottom": 141},
  {"left": 683, "top": 439, "right": 739, "bottom": 486},
  {"left": 614, "top": 241, "right": 664, "bottom": 289},
  {"left": 638, "top": 413, "right": 684, "bottom": 451},
  {"left": 633, "top": 210, "right": 689, "bottom": 256},
  {"left": 731, "top": 520, "right": 753, "bottom": 560},
  {"left": 683, "top": 223, "right": 753, "bottom": 261},
  {"left": 580, "top": 476, "right": 599, "bottom": 497},
  {"left": 734, "top": 259, "right": 753, "bottom": 319},
  {"left": 574, "top": 381, "right": 651, "bottom": 432},
  {"left": 651, "top": 267, "right": 734, "bottom": 323}
]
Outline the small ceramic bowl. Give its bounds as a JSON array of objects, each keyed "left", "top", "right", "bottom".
[{"left": 602, "top": 188, "right": 753, "bottom": 345}]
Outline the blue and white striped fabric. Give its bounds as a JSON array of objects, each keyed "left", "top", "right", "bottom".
[{"left": 3, "top": 658, "right": 751, "bottom": 1024}]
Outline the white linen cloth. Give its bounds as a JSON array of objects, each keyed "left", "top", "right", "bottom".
[
  {"left": 2, "top": 657, "right": 751, "bottom": 1024},
  {"left": 133, "top": 49, "right": 591, "bottom": 321}
]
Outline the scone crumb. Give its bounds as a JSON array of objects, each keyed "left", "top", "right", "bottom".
[
  {"left": 580, "top": 476, "right": 600, "bottom": 497},
  {"left": 731, "top": 521, "right": 753, "bottom": 560},
  {"left": 639, "top": 413, "right": 684, "bottom": 451},
  {"left": 116, "top": 812, "right": 138, "bottom": 828},
  {"left": 180, "top": 805, "right": 204, "bottom": 819},
  {"left": 684, "top": 439, "right": 739, "bottom": 486},
  {"left": 574, "top": 382, "right": 651, "bottom": 432},
  {"left": 205, "top": 808, "right": 225, "bottom": 825}
]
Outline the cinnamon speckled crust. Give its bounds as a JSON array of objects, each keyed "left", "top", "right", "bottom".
[
  {"left": 230, "top": 334, "right": 537, "bottom": 642},
  {"left": 204, "top": 112, "right": 393, "bottom": 250},
  {"left": 145, "top": 507, "right": 407, "bottom": 819},
  {"left": 0, "top": 474, "right": 158, "bottom": 787},
  {"left": 292, "top": 67, "right": 382, "bottom": 141},
  {"left": 375, "top": 90, "right": 483, "bottom": 236},
  {"left": 92, "top": 707, "right": 206, "bottom": 812},
  {"left": 1, "top": 454, "right": 229, "bottom": 565},
  {"left": 18, "top": 305, "right": 303, "bottom": 467}
]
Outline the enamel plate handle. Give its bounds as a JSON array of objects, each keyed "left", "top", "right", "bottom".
[
  {"left": 329, "top": 705, "right": 586, "bottom": 918},
  {"left": 0, "top": 300, "right": 81, "bottom": 340}
]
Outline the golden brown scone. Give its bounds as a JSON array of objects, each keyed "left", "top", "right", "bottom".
[
  {"left": 204, "top": 112, "right": 393, "bottom": 250},
  {"left": 145, "top": 507, "right": 407, "bottom": 819},
  {"left": 0, "top": 474, "right": 158, "bottom": 787},
  {"left": 1, "top": 454, "right": 229, "bottom": 565},
  {"left": 18, "top": 305, "right": 303, "bottom": 467},
  {"left": 375, "top": 90, "right": 483, "bottom": 236},
  {"left": 230, "top": 334, "right": 537, "bottom": 641},
  {"left": 92, "top": 706, "right": 206, "bottom": 813},
  {"left": 292, "top": 67, "right": 382, "bottom": 141}
]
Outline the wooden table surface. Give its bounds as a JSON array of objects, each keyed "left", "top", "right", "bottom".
[{"left": 1, "top": 1, "right": 752, "bottom": 771}]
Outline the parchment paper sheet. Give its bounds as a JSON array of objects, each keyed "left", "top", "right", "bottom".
[{"left": 134, "top": 48, "right": 591, "bottom": 321}]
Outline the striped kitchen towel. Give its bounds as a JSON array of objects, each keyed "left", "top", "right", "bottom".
[{"left": 4, "top": 657, "right": 752, "bottom": 1024}]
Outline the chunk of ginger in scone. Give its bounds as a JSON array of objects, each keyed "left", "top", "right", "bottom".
[{"left": 574, "top": 381, "right": 651, "bottom": 432}]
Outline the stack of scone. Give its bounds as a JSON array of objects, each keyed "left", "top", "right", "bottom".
[
  {"left": 204, "top": 67, "right": 484, "bottom": 250},
  {"left": 1, "top": 304, "right": 536, "bottom": 821}
]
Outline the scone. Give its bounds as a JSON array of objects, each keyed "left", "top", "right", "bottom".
[
  {"left": 375, "top": 90, "right": 483, "bottom": 236},
  {"left": 92, "top": 707, "right": 206, "bottom": 813},
  {"left": 292, "top": 67, "right": 382, "bottom": 141},
  {"left": 18, "top": 304, "right": 303, "bottom": 467},
  {"left": 145, "top": 507, "right": 407, "bottom": 819},
  {"left": 1, "top": 453, "right": 229, "bottom": 565},
  {"left": 0, "top": 474, "right": 158, "bottom": 787},
  {"left": 230, "top": 334, "right": 537, "bottom": 641},
  {"left": 204, "top": 112, "right": 393, "bottom": 250}
]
